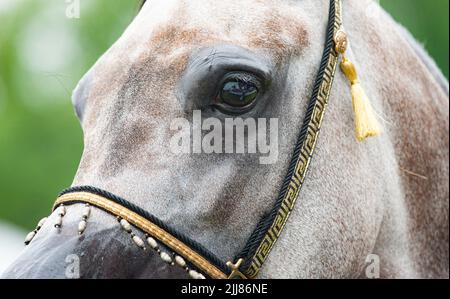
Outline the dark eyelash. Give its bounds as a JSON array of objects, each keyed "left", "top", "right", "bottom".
[
  {"left": 233, "top": 73, "right": 254, "bottom": 82},
  {"left": 227, "top": 72, "right": 262, "bottom": 89}
]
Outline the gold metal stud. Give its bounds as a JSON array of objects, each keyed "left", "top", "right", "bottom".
[
  {"left": 334, "top": 30, "right": 348, "bottom": 54},
  {"left": 226, "top": 258, "right": 247, "bottom": 279}
]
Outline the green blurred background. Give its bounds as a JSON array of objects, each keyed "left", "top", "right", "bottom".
[{"left": 0, "top": 0, "right": 448, "bottom": 232}]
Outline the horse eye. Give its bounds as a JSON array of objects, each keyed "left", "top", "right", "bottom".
[{"left": 216, "top": 72, "right": 261, "bottom": 111}]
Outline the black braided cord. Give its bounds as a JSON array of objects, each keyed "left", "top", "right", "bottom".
[
  {"left": 57, "top": 0, "right": 337, "bottom": 279},
  {"left": 236, "top": 0, "right": 337, "bottom": 270},
  {"left": 57, "top": 185, "right": 230, "bottom": 275}
]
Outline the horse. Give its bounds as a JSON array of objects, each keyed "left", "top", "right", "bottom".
[{"left": 2, "top": 0, "right": 448, "bottom": 278}]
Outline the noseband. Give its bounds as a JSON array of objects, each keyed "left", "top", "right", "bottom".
[{"left": 27, "top": 0, "right": 344, "bottom": 279}]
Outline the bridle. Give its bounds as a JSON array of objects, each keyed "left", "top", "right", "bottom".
[{"left": 28, "top": 0, "right": 346, "bottom": 279}]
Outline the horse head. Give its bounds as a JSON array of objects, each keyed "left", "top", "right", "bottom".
[{"left": 3, "top": 0, "right": 448, "bottom": 278}]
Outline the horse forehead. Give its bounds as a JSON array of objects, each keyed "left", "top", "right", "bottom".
[
  {"left": 139, "top": 0, "right": 296, "bottom": 28},
  {"left": 132, "top": 0, "right": 310, "bottom": 55},
  {"left": 82, "top": 0, "right": 310, "bottom": 117}
]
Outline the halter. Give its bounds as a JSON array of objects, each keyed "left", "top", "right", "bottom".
[{"left": 27, "top": 0, "right": 345, "bottom": 279}]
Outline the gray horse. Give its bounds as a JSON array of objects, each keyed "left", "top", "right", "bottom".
[{"left": 3, "top": 0, "right": 448, "bottom": 278}]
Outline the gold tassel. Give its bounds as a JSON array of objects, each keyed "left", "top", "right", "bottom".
[
  {"left": 340, "top": 57, "right": 381, "bottom": 141},
  {"left": 334, "top": 30, "right": 381, "bottom": 142}
]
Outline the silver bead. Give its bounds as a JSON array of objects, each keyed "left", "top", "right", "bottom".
[
  {"left": 175, "top": 255, "right": 186, "bottom": 268},
  {"left": 132, "top": 235, "right": 145, "bottom": 249},
  {"left": 57, "top": 205, "right": 66, "bottom": 216},
  {"left": 197, "top": 273, "right": 206, "bottom": 279},
  {"left": 120, "top": 219, "right": 132, "bottom": 233},
  {"left": 37, "top": 217, "right": 47, "bottom": 229},
  {"left": 54, "top": 215, "right": 63, "bottom": 228},
  {"left": 160, "top": 251, "right": 172, "bottom": 264},
  {"left": 24, "top": 231, "right": 36, "bottom": 245},
  {"left": 78, "top": 220, "right": 87, "bottom": 235},
  {"left": 189, "top": 270, "right": 202, "bottom": 279},
  {"left": 82, "top": 205, "right": 91, "bottom": 218},
  {"left": 146, "top": 236, "right": 158, "bottom": 249}
]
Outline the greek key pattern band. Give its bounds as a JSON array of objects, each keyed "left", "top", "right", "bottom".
[{"left": 243, "top": 0, "right": 342, "bottom": 278}]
